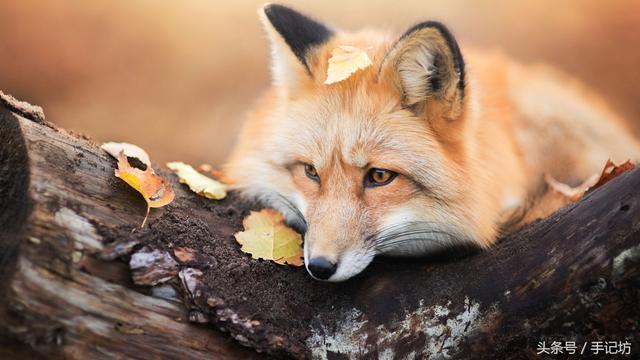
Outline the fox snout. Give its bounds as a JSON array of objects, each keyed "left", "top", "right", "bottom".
[
  {"left": 304, "top": 240, "right": 376, "bottom": 282},
  {"left": 302, "top": 208, "right": 376, "bottom": 281},
  {"left": 305, "top": 256, "right": 337, "bottom": 280}
]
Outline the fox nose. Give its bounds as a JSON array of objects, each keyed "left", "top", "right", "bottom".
[{"left": 307, "top": 257, "right": 337, "bottom": 280}]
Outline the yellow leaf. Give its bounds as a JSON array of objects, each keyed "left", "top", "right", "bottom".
[
  {"left": 234, "top": 209, "right": 303, "bottom": 266},
  {"left": 115, "top": 152, "right": 174, "bottom": 227},
  {"left": 324, "top": 45, "right": 372, "bottom": 85},
  {"left": 101, "top": 142, "right": 151, "bottom": 167},
  {"left": 166, "top": 162, "right": 227, "bottom": 200}
]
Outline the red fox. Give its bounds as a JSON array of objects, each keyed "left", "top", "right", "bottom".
[{"left": 224, "top": 4, "right": 640, "bottom": 281}]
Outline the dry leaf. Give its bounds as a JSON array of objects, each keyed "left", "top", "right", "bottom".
[
  {"left": 510, "top": 159, "right": 635, "bottom": 226},
  {"left": 324, "top": 45, "right": 372, "bottom": 85},
  {"left": 545, "top": 159, "right": 636, "bottom": 203},
  {"left": 234, "top": 209, "right": 303, "bottom": 266},
  {"left": 587, "top": 159, "right": 635, "bottom": 193},
  {"left": 198, "top": 164, "right": 236, "bottom": 185},
  {"left": 173, "top": 247, "right": 196, "bottom": 263},
  {"left": 101, "top": 142, "right": 151, "bottom": 167},
  {"left": 529, "top": 174, "right": 597, "bottom": 222},
  {"left": 167, "top": 162, "right": 227, "bottom": 200},
  {"left": 545, "top": 173, "right": 598, "bottom": 202},
  {"left": 115, "top": 152, "right": 174, "bottom": 227}
]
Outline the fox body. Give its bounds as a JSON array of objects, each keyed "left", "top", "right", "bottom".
[{"left": 224, "top": 5, "right": 640, "bottom": 281}]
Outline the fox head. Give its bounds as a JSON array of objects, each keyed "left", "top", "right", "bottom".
[{"left": 225, "top": 4, "right": 502, "bottom": 281}]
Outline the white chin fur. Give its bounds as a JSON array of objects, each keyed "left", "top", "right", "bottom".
[{"left": 329, "top": 249, "right": 375, "bottom": 282}]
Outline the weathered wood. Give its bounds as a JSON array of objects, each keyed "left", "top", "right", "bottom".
[
  {"left": 0, "top": 100, "right": 257, "bottom": 359},
  {"left": 1, "top": 95, "right": 638, "bottom": 359}
]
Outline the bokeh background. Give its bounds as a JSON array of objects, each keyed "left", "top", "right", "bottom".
[{"left": 1, "top": 0, "right": 639, "bottom": 165}]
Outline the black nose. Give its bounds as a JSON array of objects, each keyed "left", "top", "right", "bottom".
[{"left": 307, "top": 257, "right": 337, "bottom": 280}]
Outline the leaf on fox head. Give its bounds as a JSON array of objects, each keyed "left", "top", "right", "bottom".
[
  {"left": 324, "top": 45, "right": 372, "bottom": 85},
  {"left": 166, "top": 162, "right": 227, "bottom": 200},
  {"left": 101, "top": 142, "right": 151, "bottom": 168},
  {"left": 234, "top": 209, "right": 303, "bottom": 267},
  {"left": 115, "top": 152, "right": 174, "bottom": 227}
]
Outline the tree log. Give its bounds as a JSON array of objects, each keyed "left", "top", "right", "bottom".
[
  {"left": 0, "top": 94, "right": 257, "bottom": 359},
  {"left": 0, "top": 94, "right": 638, "bottom": 359}
]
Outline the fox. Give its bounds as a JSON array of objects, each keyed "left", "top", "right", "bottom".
[{"left": 224, "top": 4, "right": 640, "bottom": 281}]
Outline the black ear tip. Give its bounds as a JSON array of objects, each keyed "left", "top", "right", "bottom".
[
  {"left": 260, "top": 3, "right": 334, "bottom": 72},
  {"left": 262, "top": 4, "right": 313, "bottom": 27},
  {"left": 263, "top": 3, "right": 294, "bottom": 14},
  {"left": 402, "top": 20, "right": 449, "bottom": 39},
  {"left": 262, "top": 3, "right": 287, "bottom": 18}
]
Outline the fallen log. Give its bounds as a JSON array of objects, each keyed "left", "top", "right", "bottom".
[
  {"left": 0, "top": 93, "right": 638, "bottom": 359},
  {"left": 0, "top": 94, "right": 257, "bottom": 359}
]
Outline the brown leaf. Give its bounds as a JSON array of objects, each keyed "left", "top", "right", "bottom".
[
  {"left": 544, "top": 159, "right": 636, "bottom": 205},
  {"left": 173, "top": 247, "right": 196, "bottom": 263},
  {"left": 587, "top": 159, "right": 636, "bottom": 193}
]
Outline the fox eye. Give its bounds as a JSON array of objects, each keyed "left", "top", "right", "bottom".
[
  {"left": 365, "top": 168, "right": 397, "bottom": 187},
  {"left": 304, "top": 163, "right": 320, "bottom": 182}
]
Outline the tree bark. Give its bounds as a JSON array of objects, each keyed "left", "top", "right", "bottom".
[
  {"left": 0, "top": 94, "right": 638, "bottom": 359},
  {"left": 0, "top": 95, "right": 257, "bottom": 359}
]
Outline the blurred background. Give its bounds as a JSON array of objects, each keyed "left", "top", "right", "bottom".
[{"left": 1, "top": 0, "right": 639, "bottom": 165}]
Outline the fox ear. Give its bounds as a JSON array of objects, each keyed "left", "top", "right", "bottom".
[
  {"left": 259, "top": 4, "right": 334, "bottom": 88},
  {"left": 382, "top": 21, "right": 466, "bottom": 120}
]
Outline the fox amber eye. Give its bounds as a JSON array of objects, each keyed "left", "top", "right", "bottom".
[
  {"left": 365, "top": 168, "right": 397, "bottom": 187},
  {"left": 304, "top": 163, "right": 320, "bottom": 181}
]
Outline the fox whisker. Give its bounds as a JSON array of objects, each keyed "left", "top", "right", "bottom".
[
  {"left": 369, "top": 222, "right": 462, "bottom": 253},
  {"left": 365, "top": 221, "right": 443, "bottom": 242}
]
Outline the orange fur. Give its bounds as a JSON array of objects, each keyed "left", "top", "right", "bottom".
[{"left": 224, "top": 6, "right": 640, "bottom": 281}]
